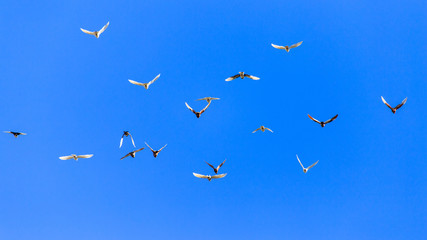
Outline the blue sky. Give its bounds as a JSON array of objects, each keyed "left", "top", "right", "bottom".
[{"left": 1, "top": 0, "right": 426, "bottom": 239}]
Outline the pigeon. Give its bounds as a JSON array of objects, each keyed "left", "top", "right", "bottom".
[
  {"left": 296, "top": 155, "right": 318, "bottom": 173},
  {"left": 145, "top": 142, "right": 167, "bottom": 158},
  {"left": 271, "top": 41, "right": 303, "bottom": 52},
  {"left": 252, "top": 126, "right": 273, "bottom": 133},
  {"left": 119, "top": 131, "right": 136, "bottom": 148},
  {"left": 4, "top": 131, "right": 26, "bottom": 138},
  {"left": 185, "top": 101, "right": 211, "bottom": 118},
  {"left": 197, "top": 97, "right": 220, "bottom": 103},
  {"left": 128, "top": 74, "right": 161, "bottom": 89},
  {"left": 381, "top": 96, "right": 407, "bottom": 114},
  {"left": 193, "top": 173, "right": 227, "bottom": 181},
  {"left": 308, "top": 114, "right": 338, "bottom": 127},
  {"left": 120, "top": 148, "right": 145, "bottom": 160},
  {"left": 80, "top": 22, "right": 109, "bottom": 38},
  {"left": 225, "top": 72, "right": 260, "bottom": 81},
  {"left": 205, "top": 159, "right": 226, "bottom": 174},
  {"left": 59, "top": 154, "right": 93, "bottom": 161}
]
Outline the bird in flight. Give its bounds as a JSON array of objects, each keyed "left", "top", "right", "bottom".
[
  {"left": 119, "top": 131, "right": 136, "bottom": 148},
  {"left": 4, "top": 131, "right": 26, "bottom": 138},
  {"left": 120, "top": 148, "right": 145, "bottom": 160},
  {"left": 308, "top": 114, "right": 338, "bottom": 127},
  {"left": 145, "top": 142, "right": 167, "bottom": 158},
  {"left": 205, "top": 159, "right": 226, "bottom": 174},
  {"left": 197, "top": 97, "right": 220, "bottom": 103},
  {"left": 80, "top": 22, "right": 110, "bottom": 38},
  {"left": 296, "top": 155, "right": 319, "bottom": 173},
  {"left": 59, "top": 154, "right": 93, "bottom": 161},
  {"left": 225, "top": 72, "right": 260, "bottom": 81},
  {"left": 128, "top": 74, "right": 161, "bottom": 90},
  {"left": 185, "top": 101, "right": 211, "bottom": 118},
  {"left": 252, "top": 126, "right": 273, "bottom": 133},
  {"left": 271, "top": 41, "right": 303, "bottom": 52},
  {"left": 193, "top": 173, "right": 227, "bottom": 181},
  {"left": 381, "top": 96, "right": 407, "bottom": 114}
]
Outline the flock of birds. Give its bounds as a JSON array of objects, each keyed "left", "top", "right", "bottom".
[{"left": 3, "top": 21, "right": 409, "bottom": 181}]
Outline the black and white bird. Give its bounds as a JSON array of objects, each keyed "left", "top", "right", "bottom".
[
  {"left": 4, "top": 131, "right": 26, "bottom": 138},
  {"left": 381, "top": 96, "right": 407, "bottom": 114},
  {"left": 120, "top": 148, "right": 145, "bottom": 160},
  {"left": 225, "top": 72, "right": 260, "bottom": 81},
  {"left": 80, "top": 22, "right": 109, "bottom": 38},
  {"left": 308, "top": 114, "right": 338, "bottom": 127},
  {"left": 119, "top": 131, "right": 136, "bottom": 148},
  {"left": 193, "top": 173, "right": 227, "bottom": 181},
  {"left": 128, "top": 74, "right": 161, "bottom": 89},
  {"left": 296, "top": 155, "right": 319, "bottom": 173},
  {"left": 271, "top": 41, "right": 303, "bottom": 52}
]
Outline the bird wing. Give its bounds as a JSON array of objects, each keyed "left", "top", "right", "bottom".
[
  {"left": 252, "top": 127, "right": 261, "bottom": 133},
  {"left": 158, "top": 144, "right": 167, "bottom": 152},
  {"left": 185, "top": 102, "right": 197, "bottom": 114},
  {"left": 134, "top": 147, "right": 145, "bottom": 153},
  {"left": 308, "top": 114, "right": 321, "bottom": 124},
  {"left": 211, "top": 173, "right": 227, "bottom": 179},
  {"left": 120, "top": 153, "right": 131, "bottom": 160},
  {"left": 4, "top": 131, "right": 12, "bottom": 134},
  {"left": 147, "top": 74, "right": 161, "bottom": 86},
  {"left": 217, "top": 159, "right": 226, "bottom": 169},
  {"left": 197, "top": 97, "right": 208, "bottom": 101},
  {"left": 129, "top": 133, "right": 136, "bottom": 147},
  {"left": 395, "top": 97, "right": 407, "bottom": 110},
  {"left": 271, "top": 43, "right": 287, "bottom": 49},
  {"left": 205, "top": 161, "right": 217, "bottom": 171},
  {"left": 193, "top": 173, "right": 209, "bottom": 179},
  {"left": 80, "top": 28, "right": 96, "bottom": 36},
  {"left": 128, "top": 79, "right": 146, "bottom": 86},
  {"left": 244, "top": 74, "right": 260, "bottom": 80},
  {"left": 199, "top": 101, "right": 211, "bottom": 114},
  {"left": 381, "top": 96, "right": 394, "bottom": 110},
  {"left": 296, "top": 155, "right": 305, "bottom": 169},
  {"left": 19, "top": 132, "right": 27, "bottom": 135},
  {"left": 77, "top": 154, "right": 93, "bottom": 159},
  {"left": 324, "top": 114, "right": 338, "bottom": 124},
  {"left": 119, "top": 135, "right": 124, "bottom": 148},
  {"left": 225, "top": 74, "right": 240, "bottom": 81},
  {"left": 59, "top": 155, "right": 73, "bottom": 160},
  {"left": 289, "top": 41, "right": 303, "bottom": 49},
  {"left": 145, "top": 142, "right": 155, "bottom": 151},
  {"left": 307, "top": 160, "right": 319, "bottom": 170},
  {"left": 98, "top": 21, "right": 109, "bottom": 35},
  {"left": 265, "top": 127, "right": 274, "bottom": 133}
]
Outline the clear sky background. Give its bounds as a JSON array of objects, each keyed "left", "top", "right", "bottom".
[{"left": 1, "top": 0, "right": 426, "bottom": 239}]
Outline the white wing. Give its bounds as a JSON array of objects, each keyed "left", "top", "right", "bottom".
[
  {"left": 289, "top": 41, "right": 303, "bottom": 49},
  {"left": 193, "top": 173, "right": 209, "bottom": 179},
  {"left": 307, "top": 160, "right": 319, "bottom": 170},
  {"left": 145, "top": 142, "right": 154, "bottom": 151},
  {"left": 185, "top": 102, "right": 194, "bottom": 111},
  {"left": 159, "top": 144, "right": 167, "bottom": 151},
  {"left": 130, "top": 135, "right": 136, "bottom": 147},
  {"left": 296, "top": 155, "right": 305, "bottom": 169},
  {"left": 246, "top": 75, "right": 260, "bottom": 80},
  {"left": 265, "top": 127, "right": 273, "bottom": 133},
  {"left": 4, "top": 131, "right": 12, "bottom": 134},
  {"left": 59, "top": 155, "right": 73, "bottom": 160},
  {"left": 98, "top": 21, "right": 110, "bottom": 35},
  {"left": 252, "top": 127, "right": 261, "bottom": 133},
  {"left": 271, "top": 43, "right": 287, "bottom": 49},
  {"left": 77, "top": 154, "right": 93, "bottom": 159},
  {"left": 148, "top": 74, "right": 161, "bottom": 86},
  {"left": 80, "top": 28, "right": 96, "bottom": 36},
  {"left": 128, "top": 79, "right": 146, "bottom": 86},
  {"left": 211, "top": 173, "right": 227, "bottom": 179},
  {"left": 119, "top": 136, "right": 124, "bottom": 148}
]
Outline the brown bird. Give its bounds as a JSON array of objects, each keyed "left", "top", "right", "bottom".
[
  {"left": 252, "top": 126, "right": 273, "bottom": 133},
  {"left": 308, "top": 114, "right": 338, "bottom": 127},
  {"left": 205, "top": 159, "right": 226, "bottom": 174},
  {"left": 193, "top": 173, "right": 227, "bottom": 181},
  {"left": 271, "top": 41, "right": 303, "bottom": 52},
  {"left": 225, "top": 72, "right": 260, "bottom": 81},
  {"left": 120, "top": 148, "right": 145, "bottom": 160},
  {"left": 145, "top": 142, "right": 167, "bottom": 158},
  {"left": 185, "top": 101, "right": 211, "bottom": 118},
  {"left": 4, "top": 131, "right": 26, "bottom": 138},
  {"left": 381, "top": 96, "right": 407, "bottom": 114}
]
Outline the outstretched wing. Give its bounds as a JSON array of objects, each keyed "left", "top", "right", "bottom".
[
  {"left": 129, "top": 133, "right": 136, "bottom": 147},
  {"left": 200, "top": 101, "right": 212, "bottom": 114},
  {"left": 395, "top": 97, "right": 407, "bottom": 110},
  {"left": 211, "top": 173, "right": 227, "bottom": 179},
  {"left": 324, "top": 114, "right": 338, "bottom": 124},
  {"left": 307, "top": 160, "right": 319, "bottom": 170},
  {"left": 119, "top": 134, "right": 125, "bottom": 148},
  {"left": 147, "top": 74, "right": 161, "bottom": 86},
  {"left": 205, "top": 161, "right": 217, "bottom": 171},
  {"left": 145, "top": 142, "right": 155, "bottom": 151},
  {"left": 217, "top": 159, "right": 226, "bottom": 169},
  {"left": 77, "top": 154, "right": 93, "bottom": 159},
  {"left": 244, "top": 74, "right": 260, "bottom": 80},
  {"left": 265, "top": 127, "right": 274, "bottom": 133},
  {"left": 185, "top": 102, "right": 197, "bottom": 114},
  {"left": 158, "top": 144, "right": 167, "bottom": 152},
  {"left": 252, "top": 127, "right": 261, "bottom": 133},
  {"left": 18, "top": 132, "right": 27, "bottom": 135},
  {"left": 134, "top": 147, "right": 145, "bottom": 153},
  {"left": 128, "top": 79, "right": 146, "bottom": 86},
  {"left": 98, "top": 21, "right": 110, "bottom": 35},
  {"left": 3, "top": 131, "right": 12, "bottom": 134},
  {"left": 193, "top": 173, "right": 209, "bottom": 179},
  {"left": 225, "top": 74, "right": 240, "bottom": 82},
  {"left": 289, "top": 41, "right": 303, "bottom": 49},
  {"left": 80, "top": 28, "right": 96, "bottom": 36},
  {"left": 59, "top": 155, "right": 73, "bottom": 160},
  {"left": 308, "top": 114, "right": 321, "bottom": 124},
  {"left": 296, "top": 155, "right": 305, "bottom": 169},
  {"left": 381, "top": 96, "right": 394, "bottom": 110},
  {"left": 271, "top": 43, "right": 287, "bottom": 49},
  {"left": 197, "top": 97, "right": 209, "bottom": 101},
  {"left": 120, "top": 153, "right": 131, "bottom": 160}
]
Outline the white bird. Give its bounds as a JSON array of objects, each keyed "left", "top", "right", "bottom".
[
  {"left": 252, "top": 126, "right": 273, "bottom": 133},
  {"left": 296, "top": 155, "right": 319, "bottom": 173},
  {"left": 381, "top": 96, "right": 407, "bottom": 114},
  {"left": 119, "top": 131, "right": 136, "bottom": 148},
  {"left": 225, "top": 72, "right": 260, "bottom": 81},
  {"left": 59, "top": 154, "right": 93, "bottom": 161},
  {"left": 185, "top": 101, "right": 211, "bottom": 118},
  {"left": 271, "top": 41, "right": 303, "bottom": 52},
  {"left": 128, "top": 74, "right": 161, "bottom": 89},
  {"left": 193, "top": 173, "right": 227, "bottom": 181},
  {"left": 4, "top": 131, "right": 26, "bottom": 138},
  {"left": 80, "top": 22, "right": 109, "bottom": 38},
  {"left": 145, "top": 142, "right": 167, "bottom": 158},
  {"left": 197, "top": 97, "right": 220, "bottom": 103}
]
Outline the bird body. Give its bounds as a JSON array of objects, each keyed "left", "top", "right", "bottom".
[
  {"left": 381, "top": 96, "right": 407, "bottom": 114},
  {"left": 308, "top": 114, "right": 338, "bottom": 127},
  {"left": 80, "top": 22, "right": 109, "bottom": 38}
]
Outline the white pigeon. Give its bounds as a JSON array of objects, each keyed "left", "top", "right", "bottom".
[
  {"left": 128, "top": 74, "right": 161, "bottom": 89},
  {"left": 80, "top": 22, "right": 110, "bottom": 38},
  {"left": 193, "top": 173, "right": 227, "bottom": 181},
  {"left": 271, "top": 41, "right": 303, "bottom": 52},
  {"left": 59, "top": 154, "right": 93, "bottom": 161},
  {"left": 296, "top": 155, "right": 318, "bottom": 173}
]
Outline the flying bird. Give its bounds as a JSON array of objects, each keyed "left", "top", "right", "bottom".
[
  {"left": 4, "top": 131, "right": 26, "bottom": 138},
  {"left": 225, "top": 72, "right": 260, "bottom": 81},
  {"left": 381, "top": 96, "right": 407, "bottom": 114},
  {"left": 197, "top": 97, "right": 220, "bottom": 103},
  {"left": 119, "top": 131, "right": 136, "bottom": 148},
  {"left": 185, "top": 101, "right": 211, "bottom": 118},
  {"left": 128, "top": 74, "right": 161, "bottom": 89},
  {"left": 252, "top": 126, "right": 273, "bottom": 133},
  {"left": 205, "top": 159, "right": 226, "bottom": 174},
  {"left": 296, "top": 155, "right": 319, "bottom": 173},
  {"left": 308, "top": 114, "right": 338, "bottom": 127},
  {"left": 193, "top": 173, "right": 227, "bottom": 181},
  {"left": 59, "top": 154, "right": 93, "bottom": 161},
  {"left": 120, "top": 148, "right": 145, "bottom": 160},
  {"left": 145, "top": 142, "right": 167, "bottom": 158},
  {"left": 80, "top": 22, "right": 110, "bottom": 38},
  {"left": 271, "top": 41, "right": 303, "bottom": 52}
]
